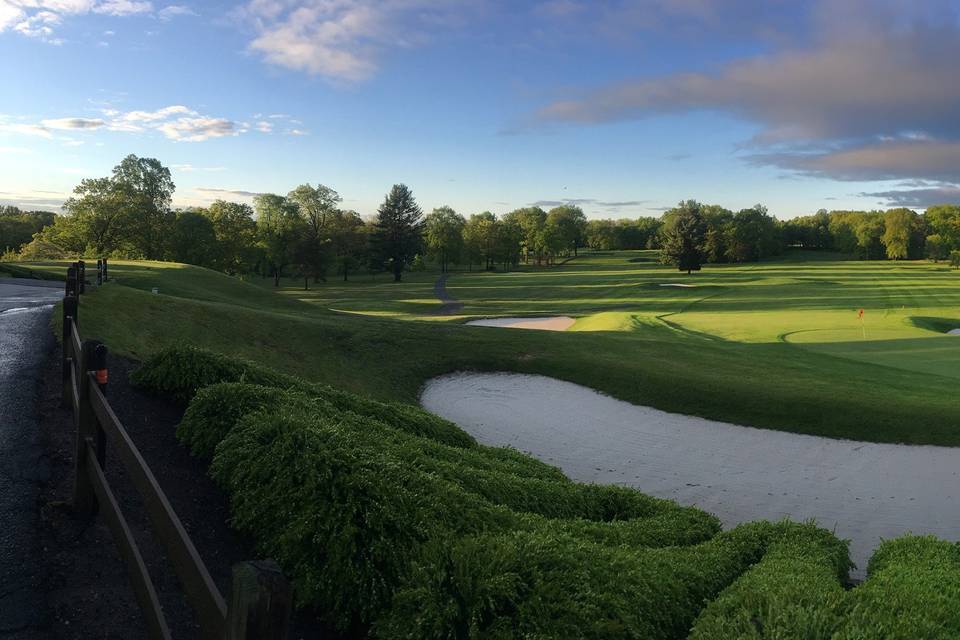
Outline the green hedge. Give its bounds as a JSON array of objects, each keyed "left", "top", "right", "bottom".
[
  {"left": 688, "top": 527, "right": 849, "bottom": 639},
  {"left": 139, "top": 345, "right": 960, "bottom": 639},
  {"left": 186, "top": 382, "right": 712, "bottom": 528},
  {"left": 134, "top": 345, "right": 476, "bottom": 448},
  {"left": 837, "top": 536, "right": 960, "bottom": 639},
  {"left": 380, "top": 522, "right": 837, "bottom": 639},
  {"left": 210, "top": 405, "right": 723, "bottom": 632},
  {"left": 130, "top": 345, "right": 289, "bottom": 403}
]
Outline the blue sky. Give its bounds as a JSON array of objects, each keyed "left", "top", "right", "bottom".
[{"left": 2, "top": 0, "right": 959, "bottom": 219}]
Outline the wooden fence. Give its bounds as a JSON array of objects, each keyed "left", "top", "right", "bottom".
[{"left": 61, "top": 261, "right": 292, "bottom": 640}]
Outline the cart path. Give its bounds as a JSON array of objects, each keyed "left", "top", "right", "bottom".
[
  {"left": 421, "top": 371, "right": 960, "bottom": 578},
  {"left": 433, "top": 274, "right": 464, "bottom": 315},
  {"left": 0, "top": 281, "right": 61, "bottom": 637}
]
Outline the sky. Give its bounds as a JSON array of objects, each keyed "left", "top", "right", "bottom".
[{"left": 1, "top": 0, "right": 959, "bottom": 220}]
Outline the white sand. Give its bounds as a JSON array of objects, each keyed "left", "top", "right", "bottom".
[
  {"left": 659, "top": 283, "right": 696, "bottom": 288},
  {"left": 421, "top": 372, "right": 960, "bottom": 577},
  {"left": 948, "top": 328, "right": 960, "bottom": 335},
  {"left": 466, "top": 316, "right": 575, "bottom": 331}
]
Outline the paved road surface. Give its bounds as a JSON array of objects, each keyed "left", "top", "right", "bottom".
[{"left": 0, "top": 280, "right": 61, "bottom": 638}]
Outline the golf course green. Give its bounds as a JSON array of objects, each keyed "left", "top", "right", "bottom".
[{"left": 24, "top": 249, "right": 960, "bottom": 444}]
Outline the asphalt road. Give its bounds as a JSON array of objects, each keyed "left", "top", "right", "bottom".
[{"left": 0, "top": 280, "right": 61, "bottom": 638}]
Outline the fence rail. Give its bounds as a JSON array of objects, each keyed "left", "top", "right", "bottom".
[{"left": 61, "top": 261, "right": 292, "bottom": 640}]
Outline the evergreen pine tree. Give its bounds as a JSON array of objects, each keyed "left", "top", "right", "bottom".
[{"left": 373, "top": 184, "right": 424, "bottom": 282}]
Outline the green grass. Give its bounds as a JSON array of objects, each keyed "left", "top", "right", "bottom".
[{"left": 29, "top": 250, "right": 960, "bottom": 445}]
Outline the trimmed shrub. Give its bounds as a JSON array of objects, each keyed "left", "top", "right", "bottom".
[
  {"left": 179, "top": 379, "right": 561, "bottom": 480},
  {"left": 210, "top": 405, "right": 723, "bottom": 632},
  {"left": 135, "top": 345, "right": 476, "bottom": 448},
  {"left": 379, "top": 522, "right": 820, "bottom": 639},
  {"left": 836, "top": 536, "right": 960, "bottom": 639},
  {"left": 688, "top": 525, "right": 850, "bottom": 639},
  {"left": 130, "top": 346, "right": 289, "bottom": 403},
  {"left": 178, "top": 383, "right": 330, "bottom": 458}
]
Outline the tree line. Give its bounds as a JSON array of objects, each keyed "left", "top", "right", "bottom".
[
  {"left": 659, "top": 200, "right": 960, "bottom": 272},
  {"left": 8, "top": 156, "right": 960, "bottom": 280},
  {"left": 0, "top": 206, "right": 55, "bottom": 258}
]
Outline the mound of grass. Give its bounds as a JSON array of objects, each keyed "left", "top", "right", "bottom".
[
  {"left": 908, "top": 316, "right": 960, "bottom": 334},
  {"left": 0, "top": 262, "right": 64, "bottom": 280}
]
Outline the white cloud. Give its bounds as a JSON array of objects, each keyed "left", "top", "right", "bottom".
[
  {"left": 286, "top": 128, "right": 309, "bottom": 136},
  {"left": 41, "top": 117, "right": 106, "bottom": 129},
  {"left": 241, "top": 0, "right": 471, "bottom": 82},
  {"left": 119, "top": 104, "right": 194, "bottom": 122},
  {"left": 157, "top": 3, "right": 194, "bottom": 20},
  {"left": 3, "top": 103, "right": 296, "bottom": 144},
  {"left": 0, "top": 0, "right": 152, "bottom": 41},
  {"left": 0, "top": 122, "right": 52, "bottom": 138},
  {"left": 158, "top": 116, "right": 239, "bottom": 142},
  {"left": 92, "top": 0, "right": 152, "bottom": 16}
]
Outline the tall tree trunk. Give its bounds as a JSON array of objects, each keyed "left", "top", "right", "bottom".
[
  {"left": 274, "top": 271, "right": 280, "bottom": 287},
  {"left": 304, "top": 276, "right": 309, "bottom": 290}
]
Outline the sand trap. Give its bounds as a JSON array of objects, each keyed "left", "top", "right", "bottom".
[
  {"left": 660, "top": 283, "right": 696, "bottom": 288},
  {"left": 421, "top": 372, "right": 960, "bottom": 577},
  {"left": 467, "top": 316, "right": 575, "bottom": 331},
  {"left": 948, "top": 328, "right": 960, "bottom": 335}
]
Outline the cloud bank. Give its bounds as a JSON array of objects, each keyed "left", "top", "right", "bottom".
[{"left": 532, "top": 0, "right": 960, "bottom": 198}]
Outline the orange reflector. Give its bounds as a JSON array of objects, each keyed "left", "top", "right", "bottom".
[{"left": 96, "top": 369, "right": 108, "bottom": 385}]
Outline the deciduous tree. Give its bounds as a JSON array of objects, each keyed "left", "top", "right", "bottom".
[{"left": 660, "top": 200, "right": 707, "bottom": 274}]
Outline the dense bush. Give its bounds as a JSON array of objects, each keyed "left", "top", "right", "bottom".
[
  {"left": 130, "top": 346, "right": 289, "bottom": 403},
  {"left": 135, "top": 345, "right": 476, "bottom": 448},
  {"left": 148, "top": 345, "right": 960, "bottom": 639},
  {"left": 380, "top": 521, "right": 841, "bottom": 639},
  {"left": 209, "top": 405, "right": 723, "bottom": 632},
  {"left": 837, "top": 536, "right": 960, "bottom": 638},
  {"left": 688, "top": 528, "right": 849, "bottom": 638}
]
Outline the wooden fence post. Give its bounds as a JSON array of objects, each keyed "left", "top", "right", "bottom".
[
  {"left": 66, "top": 265, "right": 78, "bottom": 298},
  {"left": 91, "top": 342, "right": 108, "bottom": 467},
  {"left": 61, "top": 295, "right": 78, "bottom": 407},
  {"left": 73, "top": 339, "right": 101, "bottom": 517},
  {"left": 225, "top": 561, "right": 292, "bottom": 640},
  {"left": 78, "top": 260, "right": 86, "bottom": 294},
  {"left": 102, "top": 257, "right": 108, "bottom": 282},
  {"left": 97, "top": 258, "right": 103, "bottom": 286}
]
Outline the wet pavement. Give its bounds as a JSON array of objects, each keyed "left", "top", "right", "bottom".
[{"left": 0, "top": 281, "right": 61, "bottom": 638}]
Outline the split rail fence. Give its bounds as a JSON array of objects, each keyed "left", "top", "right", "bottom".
[{"left": 61, "top": 260, "right": 292, "bottom": 640}]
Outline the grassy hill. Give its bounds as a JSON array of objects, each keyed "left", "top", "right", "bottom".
[{"left": 24, "top": 250, "right": 960, "bottom": 445}]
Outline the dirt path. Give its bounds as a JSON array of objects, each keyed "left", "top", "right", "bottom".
[
  {"left": 421, "top": 371, "right": 960, "bottom": 578},
  {"left": 433, "top": 274, "right": 464, "bottom": 315}
]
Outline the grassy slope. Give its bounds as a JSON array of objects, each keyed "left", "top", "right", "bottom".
[{"left": 24, "top": 252, "right": 959, "bottom": 446}]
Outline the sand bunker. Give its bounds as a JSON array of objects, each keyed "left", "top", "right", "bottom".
[
  {"left": 421, "top": 372, "right": 960, "bottom": 577},
  {"left": 659, "top": 283, "right": 696, "bottom": 288},
  {"left": 466, "top": 316, "right": 575, "bottom": 331},
  {"left": 948, "top": 328, "right": 960, "bottom": 335}
]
